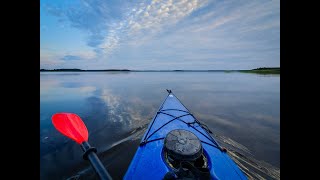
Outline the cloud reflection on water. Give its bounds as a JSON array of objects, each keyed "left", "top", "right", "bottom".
[{"left": 40, "top": 72, "right": 279, "bottom": 179}]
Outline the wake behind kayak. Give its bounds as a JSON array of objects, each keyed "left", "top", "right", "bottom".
[{"left": 124, "top": 90, "right": 247, "bottom": 180}]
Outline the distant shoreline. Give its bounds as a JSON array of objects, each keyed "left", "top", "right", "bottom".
[
  {"left": 238, "top": 67, "right": 280, "bottom": 74},
  {"left": 40, "top": 68, "right": 131, "bottom": 72},
  {"left": 40, "top": 67, "right": 280, "bottom": 74}
]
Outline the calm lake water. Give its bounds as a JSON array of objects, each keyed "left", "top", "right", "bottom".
[{"left": 40, "top": 71, "right": 280, "bottom": 180}]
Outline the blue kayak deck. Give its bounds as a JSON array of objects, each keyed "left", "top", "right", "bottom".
[{"left": 124, "top": 92, "right": 247, "bottom": 180}]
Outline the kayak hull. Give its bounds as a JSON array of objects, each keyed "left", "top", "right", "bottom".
[{"left": 124, "top": 92, "right": 247, "bottom": 180}]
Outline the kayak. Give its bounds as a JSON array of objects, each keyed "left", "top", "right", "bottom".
[{"left": 124, "top": 90, "right": 247, "bottom": 180}]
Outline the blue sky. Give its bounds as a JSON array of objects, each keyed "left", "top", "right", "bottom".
[{"left": 40, "top": 0, "right": 280, "bottom": 70}]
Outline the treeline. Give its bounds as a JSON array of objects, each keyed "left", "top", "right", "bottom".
[
  {"left": 252, "top": 67, "right": 280, "bottom": 70},
  {"left": 239, "top": 67, "right": 280, "bottom": 74}
]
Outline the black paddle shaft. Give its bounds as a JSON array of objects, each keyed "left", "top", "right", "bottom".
[{"left": 81, "top": 142, "right": 113, "bottom": 180}]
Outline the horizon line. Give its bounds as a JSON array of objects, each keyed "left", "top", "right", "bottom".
[{"left": 40, "top": 67, "right": 280, "bottom": 71}]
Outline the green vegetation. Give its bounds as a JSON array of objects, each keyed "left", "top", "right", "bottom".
[
  {"left": 239, "top": 67, "right": 280, "bottom": 74},
  {"left": 223, "top": 70, "right": 234, "bottom": 73}
]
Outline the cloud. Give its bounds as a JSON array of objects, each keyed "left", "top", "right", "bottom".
[
  {"left": 43, "top": 0, "right": 209, "bottom": 56},
  {"left": 100, "top": 0, "right": 209, "bottom": 53},
  {"left": 61, "top": 55, "right": 82, "bottom": 61},
  {"left": 40, "top": 49, "right": 64, "bottom": 68},
  {"left": 41, "top": 0, "right": 280, "bottom": 69},
  {"left": 40, "top": 48, "right": 97, "bottom": 69}
]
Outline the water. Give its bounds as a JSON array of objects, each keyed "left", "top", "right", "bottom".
[{"left": 40, "top": 71, "right": 280, "bottom": 180}]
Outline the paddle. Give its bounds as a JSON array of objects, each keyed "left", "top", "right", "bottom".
[{"left": 52, "top": 112, "right": 113, "bottom": 180}]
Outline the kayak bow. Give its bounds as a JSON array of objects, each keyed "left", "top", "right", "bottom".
[{"left": 124, "top": 90, "right": 247, "bottom": 180}]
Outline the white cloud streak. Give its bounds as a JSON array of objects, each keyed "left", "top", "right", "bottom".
[
  {"left": 99, "top": 0, "right": 208, "bottom": 55},
  {"left": 41, "top": 0, "right": 280, "bottom": 69}
]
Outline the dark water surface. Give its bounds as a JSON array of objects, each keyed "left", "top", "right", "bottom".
[{"left": 40, "top": 72, "right": 280, "bottom": 180}]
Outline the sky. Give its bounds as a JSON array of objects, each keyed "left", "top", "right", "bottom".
[{"left": 40, "top": 0, "right": 280, "bottom": 70}]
